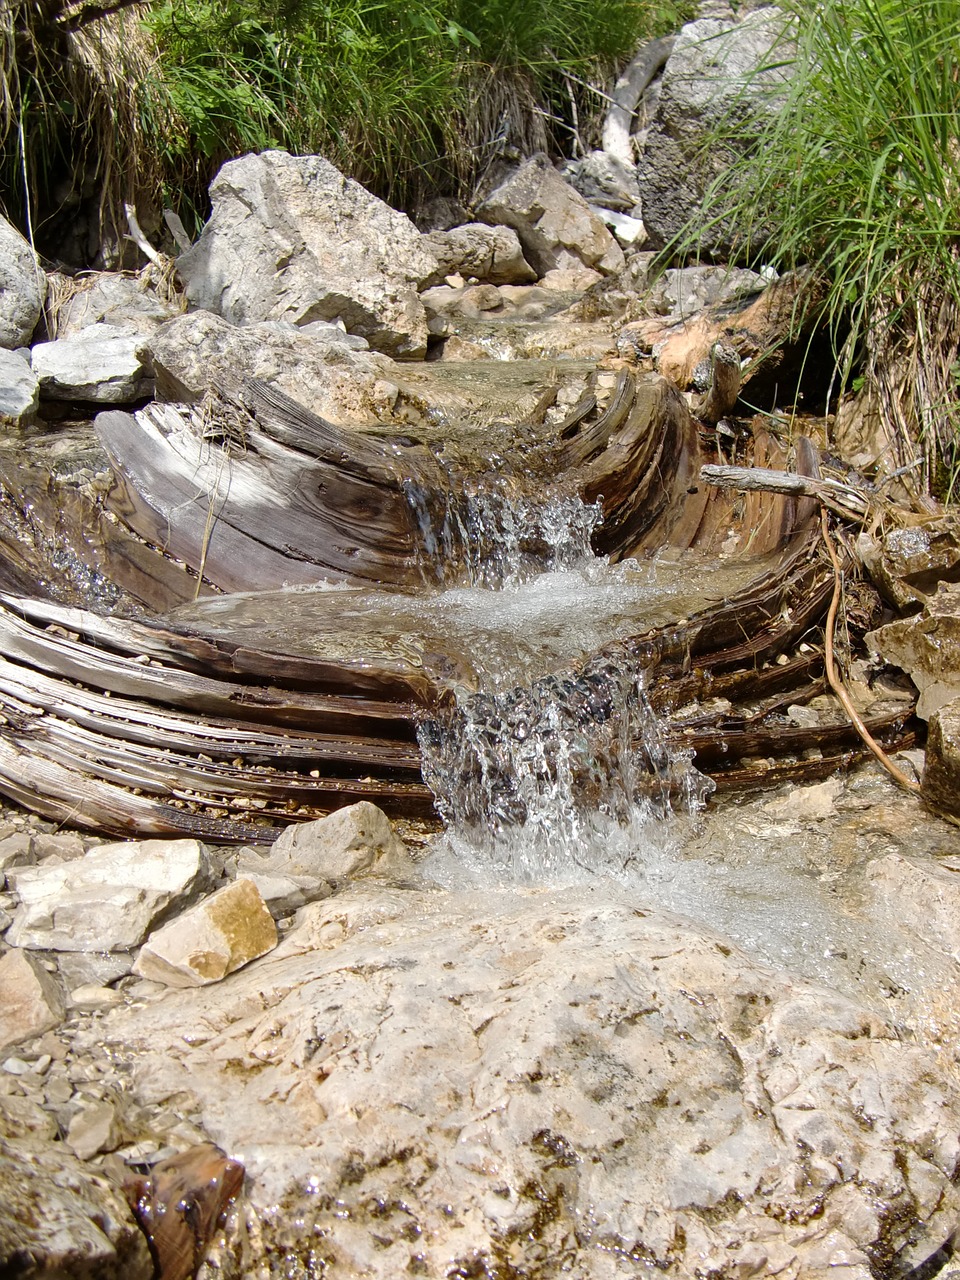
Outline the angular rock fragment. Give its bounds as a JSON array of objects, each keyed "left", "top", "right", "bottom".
[
  {"left": 0, "top": 347, "right": 39, "bottom": 425},
  {"left": 0, "top": 947, "right": 64, "bottom": 1052},
  {"left": 476, "top": 153, "right": 625, "bottom": 277},
  {"left": 66, "top": 1099, "right": 123, "bottom": 1160},
  {"left": 266, "top": 800, "right": 414, "bottom": 884},
  {"left": 133, "top": 878, "right": 277, "bottom": 987},
  {"left": 868, "top": 583, "right": 960, "bottom": 720},
  {"left": 7, "top": 838, "right": 210, "bottom": 951},
  {"left": 922, "top": 697, "right": 960, "bottom": 819},
  {"left": 31, "top": 323, "right": 154, "bottom": 403}
]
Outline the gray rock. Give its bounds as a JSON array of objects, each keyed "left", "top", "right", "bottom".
[
  {"left": 646, "top": 264, "right": 765, "bottom": 318},
  {"left": 266, "top": 801, "right": 414, "bottom": 884},
  {"left": 476, "top": 153, "right": 625, "bottom": 277},
  {"left": 0, "top": 217, "right": 45, "bottom": 348},
  {"left": 0, "top": 948, "right": 64, "bottom": 1053},
  {"left": 6, "top": 837, "right": 211, "bottom": 951},
  {"left": 178, "top": 151, "right": 435, "bottom": 357},
  {"left": 560, "top": 149, "right": 642, "bottom": 213},
  {"left": 923, "top": 699, "right": 960, "bottom": 818},
  {"left": 31, "top": 323, "right": 154, "bottom": 403},
  {"left": 50, "top": 270, "right": 181, "bottom": 338},
  {"left": 147, "top": 310, "right": 402, "bottom": 424},
  {"left": 0, "top": 347, "right": 39, "bottom": 425},
  {"left": 88, "top": 885, "right": 960, "bottom": 1278},
  {"left": 0, "top": 1116, "right": 152, "bottom": 1278},
  {"left": 868, "top": 583, "right": 960, "bottom": 720},
  {"left": 56, "top": 951, "right": 132, "bottom": 990},
  {"left": 133, "top": 877, "right": 278, "bottom": 987},
  {"left": 420, "top": 224, "right": 536, "bottom": 287},
  {"left": 637, "top": 11, "right": 794, "bottom": 252}
]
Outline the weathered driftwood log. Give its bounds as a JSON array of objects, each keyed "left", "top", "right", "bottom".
[
  {"left": 700, "top": 463, "right": 871, "bottom": 521},
  {"left": 95, "top": 372, "right": 698, "bottom": 591},
  {"left": 0, "top": 374, "right": 915, "bottom": 839}
]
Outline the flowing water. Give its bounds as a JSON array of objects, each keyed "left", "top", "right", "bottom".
[{"left": 169, "top": 484, "right": 955, "bottom": 1014}]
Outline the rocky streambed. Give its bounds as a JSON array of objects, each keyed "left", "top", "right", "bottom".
[{"left": 6, "top": 757, "right": 960, "bottom": 1279}]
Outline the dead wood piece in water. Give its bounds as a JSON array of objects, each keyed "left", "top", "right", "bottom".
[
  {"left": 124, "top": 1143, "right": 244, "bottom": 1280},
  {"left": 682, "top": 705, "right": 915, "bottom": 770},
  {"left": 96, "top": 372, "right": 699, "bottom": 591}
]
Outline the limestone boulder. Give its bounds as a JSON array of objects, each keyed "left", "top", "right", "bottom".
[
  {"left": 637, "top": 11, "right": 794, "bottom": 253},
  {"left": 0, "top": 347, "right": 39, "bottom": 426},
  {"left": 147, "top": 310, "right": 403, "bottom": 425},
  {"left": 50, "top": 270, "right": 181, "bottom": 338},
  {"left": 265, "top": 800, "right": 414, "bottom": 885},
  {"left": 31, "top": 323, "right": 154, "bottom": 403},
  {"left": 177, "top": 151, "right": 435, "bottom": 357},
  {"left": 0, "top": 216, "right": 44, "bottom": 347},
  {"left": 868, "top": 583, "right": 960, "bottom": 719},
  {"left": 89, "top": 885, "right": 960, "bottom": 1279},
  {"left": 133, "top": 877, "right": 277, "bottom": 988},
  {"left": 420, "top": 224, "right": 536, "bottom": 287},
  {"left": 0, "top": 947, "right": 64, "bottom": 1052},
  {"left": 6, "top": 837, "right": 211, "bottom": 951},
  {"left": 475, "top": 153, "right": 625, "bottom": 277}
]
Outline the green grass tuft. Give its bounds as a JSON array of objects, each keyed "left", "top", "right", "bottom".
[{"left": 688, "top": 0, "right": 960, "bottom": 497}]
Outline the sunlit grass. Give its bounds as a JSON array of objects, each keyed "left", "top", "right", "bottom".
[{"left": 690, "top": 0, "right": 960, "bottom": 497}]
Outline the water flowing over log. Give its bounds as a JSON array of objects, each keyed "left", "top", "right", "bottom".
[{"left": 0, "top": 373, "right": 915, "bottom": 839}]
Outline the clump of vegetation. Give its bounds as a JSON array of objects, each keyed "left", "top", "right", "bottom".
[
  {"left": 692, "top": 0, "right": 960, "bottom": 498},
  {"left": 0, "top": 0, "right": 688, "bottom": 262},
  {"left": 0, "top": 1, "right": 167, "bottom": 259}
]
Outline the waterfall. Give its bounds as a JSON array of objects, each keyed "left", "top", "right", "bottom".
[
  {"left": 403, "top": 477, "right": 603, "bottom": 589},
  {"left": 406, "top": 480, "right": 715, "bottom": 882},
  {"left": 418, "top": 650, "right": 713, "bottom": 883}
]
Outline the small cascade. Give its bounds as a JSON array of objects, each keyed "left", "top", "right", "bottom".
[
  {"left": 418, "top": 650, "right": 714, "bottom": 884},
  {"left": 406, "top": 475, "right": 715, "bottom": 882},
  {"left": 404, "top": 477, "right": 602, "bottom": 589}
]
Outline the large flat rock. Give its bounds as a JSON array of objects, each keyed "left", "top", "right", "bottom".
[{"left": 88, "top": 884, "right": 960, "bottom": 1278}]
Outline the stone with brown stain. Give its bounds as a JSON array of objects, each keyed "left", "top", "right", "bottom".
[{"left": 132, "top": 878, "right": 277, "bottom": 988}]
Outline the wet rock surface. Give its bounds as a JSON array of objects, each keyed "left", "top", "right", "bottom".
[{"left": 1, "top": 778, "right": 960, "bottom": 1276}]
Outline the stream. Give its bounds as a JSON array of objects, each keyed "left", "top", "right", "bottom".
[{"left": 8, "top": 345, "right": 960, "bottom": 1279}]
